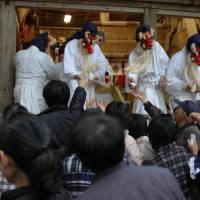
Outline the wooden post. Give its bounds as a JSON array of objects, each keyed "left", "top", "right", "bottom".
[
  {"left": 144, "top": 8, "right": 157, "bottom": 39},
  {"left": 0, "top": 0, "right": 16, "bottom": 113}
]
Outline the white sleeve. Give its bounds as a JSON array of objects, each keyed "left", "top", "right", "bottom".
[
  {"left": 125, "top": 52, "right": 139, "bottom": 93},
  {"left": 166, "top": 54, "right": 187, "bottom": 94},
  {"left": 157, "top": 43, "right": 169, "bottom": 76},
  {"left": 64, "top": 40, "right": 81, "bottom": 79},
  {"left": 125, "top": 134, "right": 143, "bottom": 165},
  {"left": 92, "top": 44, "right": 109, "bottom": 80},
  {"left": 41, "top": 54, "right": 58, "bottom": 80}
]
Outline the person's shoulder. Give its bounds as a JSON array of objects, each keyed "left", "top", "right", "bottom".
[
  {"left": 66, "top": 39, "right": 78, "bottom": 48},
  {"left": 129, "top": 48, "right": 137, "bottom": 55},
  {"left": 153, "top": 41, "right": 166, "bottom": 51},
  {"left": 181, "top": 124, "right": 200, "bottom": 135},
  {"left": 48, "top": 191, "right": 70, "bottom": 200},
  {"left": 170, "top": 47, "right": 187, "bottom": 62},
  {"left": 15, "top": 48, "right": 29, "bottom": 57},
  {"left": 133, "top": 166, "right": 175, "bottom": 181}
]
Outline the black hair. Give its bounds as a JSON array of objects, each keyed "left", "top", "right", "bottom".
[
  {"left": 3, "top": 103, "right": 28, "bottom": 120},
  {"left": 71, "top": 114, "right": 125, "bottom": 173},
  {"left": 43, "top": 80, "right": 70, "bottom": 107},
  {"left": 186, "top": 33, "right": 200, "bottom": 52},
  {"left": 127, "top": 113, "right": 147, "bottom": 139},
  {"left": 58, "top": 45, "right": 65, "bottom": 55},
  {"left": 0, "top": 112, "right": 63, "bottom": 199},
  {"left": 105, "top": 101, "right": 131, "bottom": 128},
  {"left": 80, "top": 108, "right": 103, "bottom": 118},
  {"left": 135, "top": 24, "right": 151, "bottom": 42},
  {"left": 148, "top": 114, "right": 177, "bottom": 150}
]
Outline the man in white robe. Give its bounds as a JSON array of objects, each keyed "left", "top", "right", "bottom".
[
  {"left": 167, "top": 34, "right": 200, "bottom": 104},
  {"left": 14, "top": 33, "right": 58, "bottom": 114},
  {"left": 64, "top": 22, "right": 109, "bottom": 102},
  {"left": 126, "top": 25, "right": 169, "bottom": 114}
]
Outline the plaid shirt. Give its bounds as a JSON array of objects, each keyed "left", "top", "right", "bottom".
[
  {"left": 62, "top": 154, "right": 94, "bottom": 198},
  {"left": 144, "top": 142, "right": 196, "bottom": 200},
  {"left": 62, "top": 153, "right": 133, "bottom": 198},
  {"left": 0, "top": 171, "right": 15, "bottom": 194}
]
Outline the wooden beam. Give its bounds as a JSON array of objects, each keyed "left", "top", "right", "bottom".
[
  {"left": 123, "top": 14, "right": 129, "bottom": 21},
  {"left": 14, "top": 1, "right": 145, "bottom": 13},
  {"left": 100, "top": 12, "right": 109, "bottom": 22},
  {"left": 93, "top": 21, "right": 139, "bottom": 26},
  {"left": 39, "top": 26, "right": 82, "bottom": 30},
  {"left": 0, "top": 1, "right": 16, "bottom": 112},
  {"left": 157, "top": 9, "right": 200, "bottom": 18}
]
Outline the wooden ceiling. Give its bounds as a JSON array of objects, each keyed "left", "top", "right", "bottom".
[{"left": 36, "top": 9, "right": 143, "bottom": 28}]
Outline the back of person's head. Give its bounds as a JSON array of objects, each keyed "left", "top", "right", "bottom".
[
  {"left": 43, "top": 80, "right": 70, "bottom": 107},
  {"left": 135, "top": 24, "right": 153, "bottom": 42},
  {"left": 82, "top": 21, "right": 97, "bottom": 36},
  {"left": 0, "top": 112, "right": 63, "bottom": 199},
  {"left": 80, "top": 108, "right": 104, "bottom": 118},
  {"left": 186, "top": 34, "right": 200, "bottom": 53},
  {"left": 148, "top": 114, "right": 176, "bottom": 150},
  {"left": 71, "top": 114, "right": 125, "bottom": 173},
  {"left": 105, "top": 101, "right": 130, "bottom": 127},
  {"left": 3, "top": 103, "right": 28, "bottom": 120},
  {"left": 173, "top": 99, "right": 199, "bottom": 127},
  {"left": 24, "top": 32, "right": 48, "bottom": 52},
  {"left": 127, "top": 113, "right": 147, "bottom": 139}
]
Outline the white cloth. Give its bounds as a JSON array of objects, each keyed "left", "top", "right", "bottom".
[
  {"left": 125, "top": 133, "right": 143, "bottom": 165},
  {"left": 56, "top": 61, "right": 68, "bottom": 82},
  {"left": 14, "top": 46, "right": 58, "bottom": 114},
  {"left": 166, "top": 47, "right": 199, "bottom": 103},
  {"left": 126, "top": 41, "right": 169, "bottom": 114},
  {"left": 64, "top": 39, "right": 109, "bottom": 101}
]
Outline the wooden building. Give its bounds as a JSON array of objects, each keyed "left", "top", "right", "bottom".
[{"left": 0, "top": 0, "right": 200, "bottom": 112}]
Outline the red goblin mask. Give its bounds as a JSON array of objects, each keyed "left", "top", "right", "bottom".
[
  {"left": 139, "top": 31, "right": 153, "bottom": 50},
  {"left": 82, "top": 31, "right": 96, "bottom": 54},
  {"left": 190, "top": 47, "right": 200, "bottom": 66}
]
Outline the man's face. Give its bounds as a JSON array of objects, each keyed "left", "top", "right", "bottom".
[
  {"left": 173, "top": 107, "right": 187, "bottom": 127},
  {"left": 95, "top": 35, "right": 104, "bottom": 47}
]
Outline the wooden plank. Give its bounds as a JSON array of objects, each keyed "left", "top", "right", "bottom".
[
  {"left": 157, "top": 9, "right": 200, "bottom": 18},
  {"left": 14, "top": 0, "right": 194, "bottom": 5},
  {"left": 14, "top": 1, "right": 145, "bottom": 13},
  {"left": 14, "top": 0, "right": 200, "bottom": 14},
  {"left": 0, "top": 1, "right": 16, "bottom": 112}
]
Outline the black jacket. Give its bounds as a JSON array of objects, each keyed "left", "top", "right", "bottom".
[
  {"left": 38, "top": 87, "right": 86, "bottom": 153},
  {"left": 1, "top": 186, "right": 69, "bottom": 200}
]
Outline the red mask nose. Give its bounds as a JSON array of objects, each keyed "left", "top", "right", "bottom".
[
  {"left": 195, "top": 55, "right": 200, "bottom": 65},
  {"left": 143, "top": 38, "right": 153, "bottom": 48},
  {"left": 86, "top": 43, "right": 93, "bottom": 54}
]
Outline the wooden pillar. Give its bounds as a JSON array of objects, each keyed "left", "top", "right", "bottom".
[
  {"left": 144, "top": 8, "right": 157, "bottom": 39},
  {"left": 0, "top": 0, "right": 16, "bottom": 112}
]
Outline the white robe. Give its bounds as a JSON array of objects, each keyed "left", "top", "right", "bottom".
[
  {"left": 126, "top": 41, "right": 168, "bottom": 114},
  {"left": 64, "top": 39, "right": 109, "bottom": 101},
  {"left": 166, "top": 47, "right": 200, "bottom": 104},
  {"left": 14, "top": 46, "right": 58, "bottom": 114}
]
